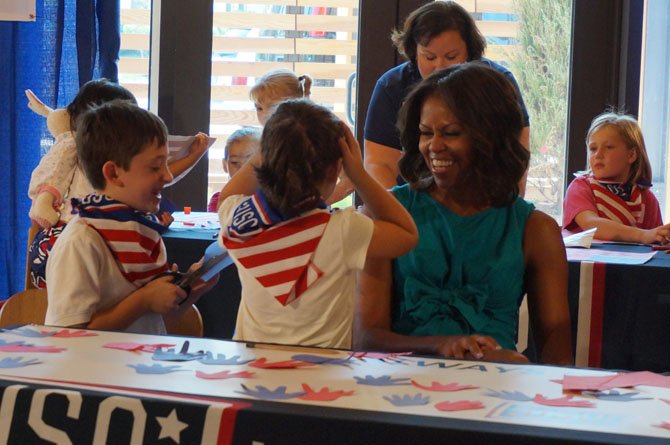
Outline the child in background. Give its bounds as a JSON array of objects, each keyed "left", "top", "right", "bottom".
[
  {"left": 207, "top": 126, "right": 261, "bottom": 212},
  {"left": 250, "top": 69, "right": 312, "bottom": 125},
  {"left": 45, "top": 100, "right": 216, "bottom": 334},
  {"left": 563, "top": 110, "right": 670, "bottom": 243},
  {"left": 216, "top": 99, "right": 417, "bottom": 349},
  {"left": 27, "top": 78, "right": 209, "bottom": 288},
  {"left": 250, "top": 68, "right": 353, "bottom": 204}
]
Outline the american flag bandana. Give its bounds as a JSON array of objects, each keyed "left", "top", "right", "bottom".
[
  {"left": 72, "top": 194, "right": 169, "bottom": 287},
  {"left": 222, "top": 190, "right": 331, "bottom": 306},
  {"left": 588, "top": 176, "right": 644, "bottom": 227}
]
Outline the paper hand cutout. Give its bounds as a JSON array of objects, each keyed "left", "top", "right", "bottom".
[
  {"left": 354, "top": 375, "right": 411, "bottom": 386},
  {"left": 291, "top": 354, "right": 353, "bottom": 367},
  {"left": 411, "top": 380, "right": 478, "bottom": 392},
  {"left": 655, "top": 422, "right": 670, "bottom": 431},
  {"left": 197, "top": 352, "right": 254, "bottom": 365},
  {"left": 236, "top": 384, "right": 305, "bottom": 400},
  {"left": 248, "top": 357, "right": 316, "bottom": 369},
  {"left": 351, "top": 351, "right": 412, "bottom": 364},
  {"left": 49, "top": 329, "right": 97, "bottom": 338},
  {"left": 153, "top": 341, "right": 205, "bottom": 361},
  {"left": 533, "top": 394, "right": 595, "bottom": 408},
  {"left": 104, "top": 342, "right": 175, "bottom": 353},
  {"left": 6, "top": 327, "right": 55, "bottom": 338},
  {"left": 195, "top": 370, "right": 255, "bottom": 380},
  {"left": 383, "top": 393, "right": 430, "bottom": 407},
  {"left": 435, "top": 400, "right": 485, "bottom": 412},
  {"left": 482, "top": 389, "right": 533, "bottom": 401},
  {"left": 0, "top": 357, "right": 41, "bottom": 368},
  {"left": 582, "top": 390, "right": 653, "bottom": 402},
  {"left": 128, "top": 363, "right": 185, "bottom": 374},
  {"left": 0, "top": 340, "right": 64, "bottom": 353},
  {"left": 298, "top": 384, "right": 354, "bottom": 401},
  {"left": 0, "top": 339, "right": 29, "bottom": 346}
]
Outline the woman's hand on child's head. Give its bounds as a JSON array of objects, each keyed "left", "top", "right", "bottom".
[
  {"left": 142, "top": 274, "right": 188, "bottom": 314},
  {"left": 437, "top": 335, "right": 500, "bottom": 360},
  {"left": 337, "top": 122, "right": 365, "bottom": 181}
]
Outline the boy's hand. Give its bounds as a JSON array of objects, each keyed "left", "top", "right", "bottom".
[
  {"left": 142, "top": 275, "right": 187, "bottom": 314},
  {"left": 338, "top": 123, "right": 366, "bottom": 183},
  {"left": 187, "top": 132, "right": 210, "bottom": 158}
]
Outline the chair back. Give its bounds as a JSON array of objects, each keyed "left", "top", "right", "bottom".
[
  {"left": 25, "top": 223, "right": 41, "bottom": 290},
  {"left": 0, "top": 289, "right": 48, "bottom": 327},
  {"left": 164, "top": 304, "right": 204, "bottom": 337}
]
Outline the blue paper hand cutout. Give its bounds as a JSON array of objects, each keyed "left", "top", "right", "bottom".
[
  {"left": 235, "top": 384, "right": 306, "bottom": 400},
  {"left": 0, "top": 357, "right": 41, "bottom": 368},
  {"left": 152, "top": 341, "right": 205, "bottom": 361},
  {"left": 6, "top": 327, "right": 55, "bottom": 338},
  {"left": 383, "top": 393, "right": 430, "bottom": 406},
  {"left": 292, "top": 354, "right": 354, "bottom": 367},
  {"left": 0, "top": 339, "right": 27, "bottom": 347},
  {"left": 354, "top": 375, "right": 411, "bottom": 386},
  {"left": 128, "top": 363, "right": 185, "bottom": 374},
  {"left": 482, "top": 389, "right": 533, "bottom": 401},
  {"left": 197, "top": 352, "right": 254, "bottom": 365},
  {"left": 582, "top": 390, "right": 653, "bottom": 402}
]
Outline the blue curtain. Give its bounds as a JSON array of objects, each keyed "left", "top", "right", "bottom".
[{"left": 0, "top": 0, "right": 120, "bottom": 300}]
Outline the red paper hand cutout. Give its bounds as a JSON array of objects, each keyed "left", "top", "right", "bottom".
[
  {"left": 435, "top": 400, "right": 485, "bottom": 412},
  {"left": 655, "top": 421, "right": 670, "bottom": 431},
  {"left": 103, "top": 342, "right": 175, "bottom": 353},
  {"left": 195, "top": 370, "right": 255, "bottom": 380},
  {"left": 47, "top": 329, "right": 98, "bottom": 338},
  {"left": 411, "top": 380, "right": 478, "bottom": 392},
  {"left": 533, "top": 394, "right": 595, "bottom": 408},
  {"left": 298, "top": 384, "right": 354, "bottom": 401},
  {"left": 248, "top": 357, "right": 316, "bottom": 369}
]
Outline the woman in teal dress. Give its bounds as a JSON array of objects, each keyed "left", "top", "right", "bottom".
[{"left": 355, "top": 62, "right": 573, "bottom": 365}]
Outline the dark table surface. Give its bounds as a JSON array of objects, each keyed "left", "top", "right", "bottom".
[
  {"left": 567, "top": 243, "right": 670, "bottom": 372},
  {"left": 163, "top": 228, "right": 240, "bottom": 340}
]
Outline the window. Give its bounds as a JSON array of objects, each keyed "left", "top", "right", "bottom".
[
  {"left": 208, "top": 1, "right": 359, "bottom": 207},
  {"left": 639, "top": 0, "right": 670, "bottom": 221},
  {"left": 119, "top": 0, "right": 151, "bottom": 108},
  {"left": 454, "top": 0, "right": 572, "bottom": 221}
]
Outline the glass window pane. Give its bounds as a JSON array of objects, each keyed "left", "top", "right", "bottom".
[
  {"left": 208, "top": 1, "right": 359, "bottom": 207},
  {"left": 640, "top": 0, "right": 670, "bottom": 221},
  {"left": 119, "top": 0, "right": 151, "bottom": 108},
  {"left": 454, "top": 0, "right": 572, "bottom": 221}
]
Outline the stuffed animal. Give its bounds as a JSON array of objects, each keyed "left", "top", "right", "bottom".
[
  {"left": 25, "top": 89, "right": 77, "bottom": 228},
  {"left": 26, "top": 89, "right": 71, "bottom": 140}
]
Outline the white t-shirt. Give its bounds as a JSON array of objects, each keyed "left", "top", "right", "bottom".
[
  {"left": 219, "top": 195, "right": 374, "bottom": 349},
  {"left": 45, "top": 216, "right": 166, "bottom": 334}
]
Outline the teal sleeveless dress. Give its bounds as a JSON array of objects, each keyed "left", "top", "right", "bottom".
[{"left": 391, "top": 185, "right": 535, "bottom": 350}]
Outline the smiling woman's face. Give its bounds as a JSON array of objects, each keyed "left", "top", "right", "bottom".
[{"left": 418, "top": 95, "right": 473, "bottom": 191}]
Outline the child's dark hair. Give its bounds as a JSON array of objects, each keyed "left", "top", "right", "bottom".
[
  {"left": 76, "top": 100, "right": 168, "bottom": 190},
  {"left": 67, "top": 78, "right": 137, "bottom": 131},
  {"left": 256, "top": 99, "right": 342, "bottom": 217}
]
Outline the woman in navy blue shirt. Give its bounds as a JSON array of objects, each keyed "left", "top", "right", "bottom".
[{"left": 363, "top": 1, "right": 530, "bottom": 191}]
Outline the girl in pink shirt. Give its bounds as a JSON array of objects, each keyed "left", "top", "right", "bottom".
[{"left": 563, "top": 110, "right": 669, "bottom": 243}]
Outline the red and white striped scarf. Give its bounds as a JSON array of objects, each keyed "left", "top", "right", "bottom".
[
  {"left": 222, "top": 191, "right": 331, "bottom": 306},
  {"left": 588, "top": 176, "right": 644, "bottom": 227},
  {"left": 72, "top": 194, "right": 169, "bottom": 287}
]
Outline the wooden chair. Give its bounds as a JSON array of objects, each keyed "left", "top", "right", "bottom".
[
  {"left": 164, "top": 304, "right": 204, "bottom": 337},
  {"left": 24, "top": 223, "right": 41, "bottom": 290},
  {"left": 0, "top": 288, "right": 203, "bottom": 337},
  {"left": 0, "top": 289, "right": 48, "bottom": 327}
]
